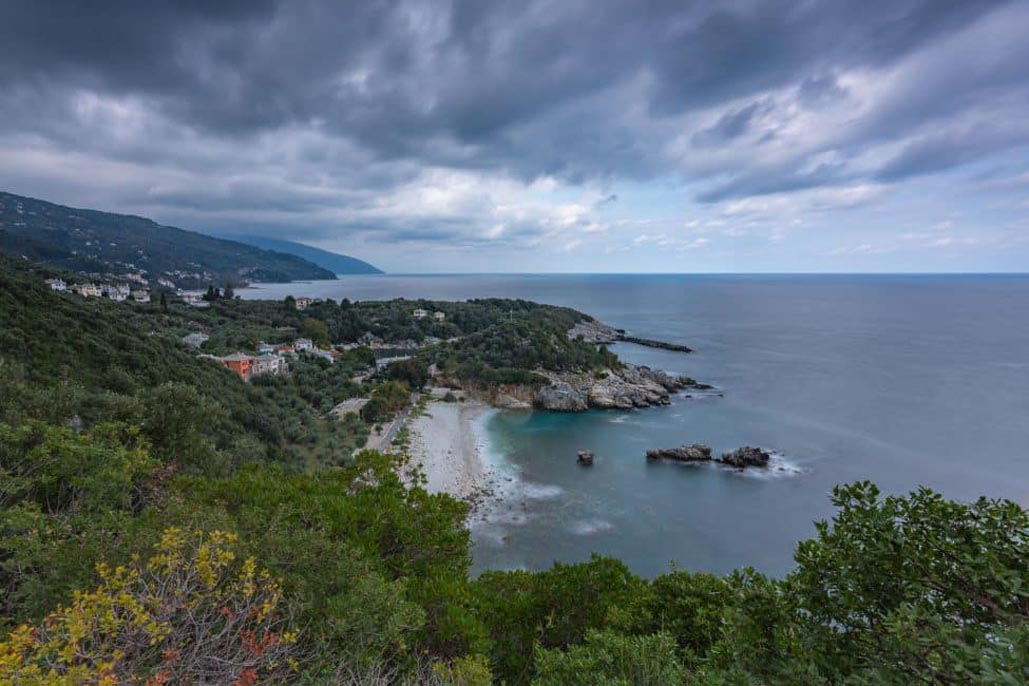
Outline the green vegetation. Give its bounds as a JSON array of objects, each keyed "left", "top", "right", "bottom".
[
  {"left": 1, "top": 256, "right": 1027, "bottom": 684},
  {"left": 0, "top": 190, "right": 335, "bottom": 285},
  {"left": 426, "top": 319, "right": 619, "bottom": 387},
  {"left": 0, "top": 258, "right": 367, "bottom": 470}
]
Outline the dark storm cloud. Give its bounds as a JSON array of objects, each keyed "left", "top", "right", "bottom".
[
  {"left": 698, "top": 163, "right": 849, "bottom": 204},
  {"left": 0, "top": 0, "right": 1026, "bottom": 237},
  {"left": 647, "top": 0, "right": 1001, "bottom": 115},
  {"left": 876, "top": 124, "right": 1029, "bottom": 182},
  {"left": 691, "top": 101, "right": 768, "bottom": 147}
]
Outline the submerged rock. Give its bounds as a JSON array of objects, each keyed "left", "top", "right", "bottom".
[
  {"left": 645, "top": 444, "right": 713, "bottom": 462},
  {"left": 719, "top": 446, "right": 771, "bottom": 468}
]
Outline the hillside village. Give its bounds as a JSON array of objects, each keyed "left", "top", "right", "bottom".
[{"left": 26, "top": 264, "right": 635, "bottom": 456}]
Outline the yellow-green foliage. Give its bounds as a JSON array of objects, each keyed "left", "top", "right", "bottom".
[
  {"left": 431, "top": 654, "right": 492, "bottom": 686},
  {"left": 0, "top": 528, "right": 299, "bottom": 686}
]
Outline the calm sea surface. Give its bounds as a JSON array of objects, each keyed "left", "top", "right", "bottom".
[{"left": 243, "top": 274, "right": 1029, "bottom": 577}]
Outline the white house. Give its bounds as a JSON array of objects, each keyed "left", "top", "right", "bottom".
[
  {"left": 311, "top": 348, "right": 335, "bottom": 363},
  {"left": 433, "top": 311, "right": 446, "bottom": 321},
  {"left": 256, "top": 342, "right": 276, "bottom": 355},
  {"left": 253, "top": 354, "right": 287, "bottom": 376},
  {"left": 45, "top": 278, "right": 67, "bottom": 292},
  {"left": 72, "top": 283, "right": 102, "bottom": 297},
  {"left": 294, "top": 297, "right": 317, "bottom": 310},
  {"left": 181, "top": 332, "right": 210, "bottom": 349},
  {"left": 178, "top": 290, "right": 209, "bottom": 307},
  {"left": 294, "top": 338, "right": 314, "bottom": 352},
  {"left": 130, "top": 289, "right": 150, "bottom": 303},
  {"left": 103, "top": 284, "right": 130, "bottom": 302},
  {"left": 413, "top": 308, "right": 428, "bottom": 319}
]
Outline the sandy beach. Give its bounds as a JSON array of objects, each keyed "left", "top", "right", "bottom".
[{"left": 406, "top": 395, "right": 494, "bottom": 500}]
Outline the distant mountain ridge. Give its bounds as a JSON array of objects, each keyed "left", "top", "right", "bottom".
[
  {"left": 227, "top": 235, "right": 382, "bottom": 275},
  {"left": 0, "top": 191, "right": 335, "bottom": 287}
]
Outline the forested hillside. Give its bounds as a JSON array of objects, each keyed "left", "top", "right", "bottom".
[
  {"left": 0, "top": 258, "right": 368, "bottom": 470},
  {"left": 0, "top": 191, "right": 335, "bottom": 286},
  {"left": 228, "top": 234, "right": 383, "bottom": 274},
  {"left": 1, "top": 256, "right": 1027, "bottom": 685}
]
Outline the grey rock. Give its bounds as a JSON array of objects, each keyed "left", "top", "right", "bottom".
[
  {"left": 535, "top": 381, "right": 589, "bottom": 411},
  {"left": 719, "top": 446, "right": 771, "bottom": 468},
  {"left": 496, "top": 394, "right": 532, "bottom": 410},
  {"left": 646, "top": 444, "right": 713, "bottom": 462}
]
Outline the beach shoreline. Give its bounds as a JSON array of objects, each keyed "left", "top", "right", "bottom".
[{"left": 406, "top": 393, "right": 497, "bottom": 503}]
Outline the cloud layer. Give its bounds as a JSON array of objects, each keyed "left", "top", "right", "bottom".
[{"left": 1, "top": 0, "right": 1027, "bottom": 271}]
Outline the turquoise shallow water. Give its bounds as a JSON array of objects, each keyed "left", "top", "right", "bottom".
[{"left": 244, "top": 274, "right": 1029, "bottom": 577}]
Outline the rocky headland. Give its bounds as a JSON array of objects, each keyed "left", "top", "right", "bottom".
[{"left": 442, "top": 317, "right": 709, "bottom": 413}]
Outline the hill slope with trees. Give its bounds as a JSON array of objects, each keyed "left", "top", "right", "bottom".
[
  {"left": 1, "top": 256, "right": 1026, "bottom": 685},
  {"left": 0, "top": 191, "right": 335, "bottom": 286},
  {"left": 227, "top": 234, "right": 383, "bottom": 274}
]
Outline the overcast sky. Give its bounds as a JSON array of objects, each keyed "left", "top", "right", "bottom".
[{"left": 2, "top": 1, "right": 1028, "bottom": 273}]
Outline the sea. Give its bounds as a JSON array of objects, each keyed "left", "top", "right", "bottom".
[{"left": 242, "top": 274, "right": 1029, "bottom": 578}]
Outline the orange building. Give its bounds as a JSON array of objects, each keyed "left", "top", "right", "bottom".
[{"left": 222, "top": 352, "right": 254, "bottom": 381}]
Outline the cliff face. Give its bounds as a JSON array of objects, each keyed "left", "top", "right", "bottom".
[
  {"left": 450, "top": 363, "right": 699, "bottom": 412},
  {"left": 533, "top": 364, "right": 699, "bottom": 411}
]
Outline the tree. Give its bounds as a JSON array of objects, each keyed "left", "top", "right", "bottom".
[
  {"left": 301, "top": 317, "right": 330, "bottom": 346},
  {"left": 785, "top": 481, "right": 1029, "bottom": 685},
  {"left": 387, "top": 358, "right": 430, "bottom": 389},
  {"left": 0, "top": 421, "right": 156, "bottom": 625},
  {"left": 224, "top": 282, "right": 235, "bottom": 299},
  {"left": 160, "top": 291, "right": 168, "bottom": 313}
]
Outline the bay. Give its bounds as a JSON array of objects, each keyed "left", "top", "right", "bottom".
[{"left": 243, "top": 274, "right": 1029, "bottom": 576}]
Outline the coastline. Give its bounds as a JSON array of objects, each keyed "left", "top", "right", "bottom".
[{"left": 406, "top": 393, "right": 498, "bottom": 503}]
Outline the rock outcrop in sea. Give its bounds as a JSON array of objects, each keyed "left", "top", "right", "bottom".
[
  {"left": 646, "top": 444, "right": 773, "bottom": 469},
  {"left": 719, "top": 446, "right": 771, "bottom": 468},
  {"left": 645, "top": 444, "right": 713, "bottom": 462}
]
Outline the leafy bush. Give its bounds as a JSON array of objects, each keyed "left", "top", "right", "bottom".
[
  {"left": 534, "top": 631, "right": 685, "bottom": 686},
  {"left": 0, "top": 528, "right": 300, "bottom": 685}
]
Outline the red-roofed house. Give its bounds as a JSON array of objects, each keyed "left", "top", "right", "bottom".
[{"left": 222, "top": 352, "right": 254, "bottom": 381}]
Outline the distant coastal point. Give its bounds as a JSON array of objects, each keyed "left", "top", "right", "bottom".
[{"left": 568, "top": 318, "right": 693, "bottom": 352}]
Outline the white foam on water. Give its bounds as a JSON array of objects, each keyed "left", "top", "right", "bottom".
[
  {"left": 522, "top": 482, "right": 565, "bottom": 499},
  {"left": 568, "top": 518, "right": 614, "bottom": 536},
  {"left": 724, "top": 453, "right": 808, "bottom": 480},
  {"left": 470, "top": 411, "right": 567, "bottom": 547}
]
